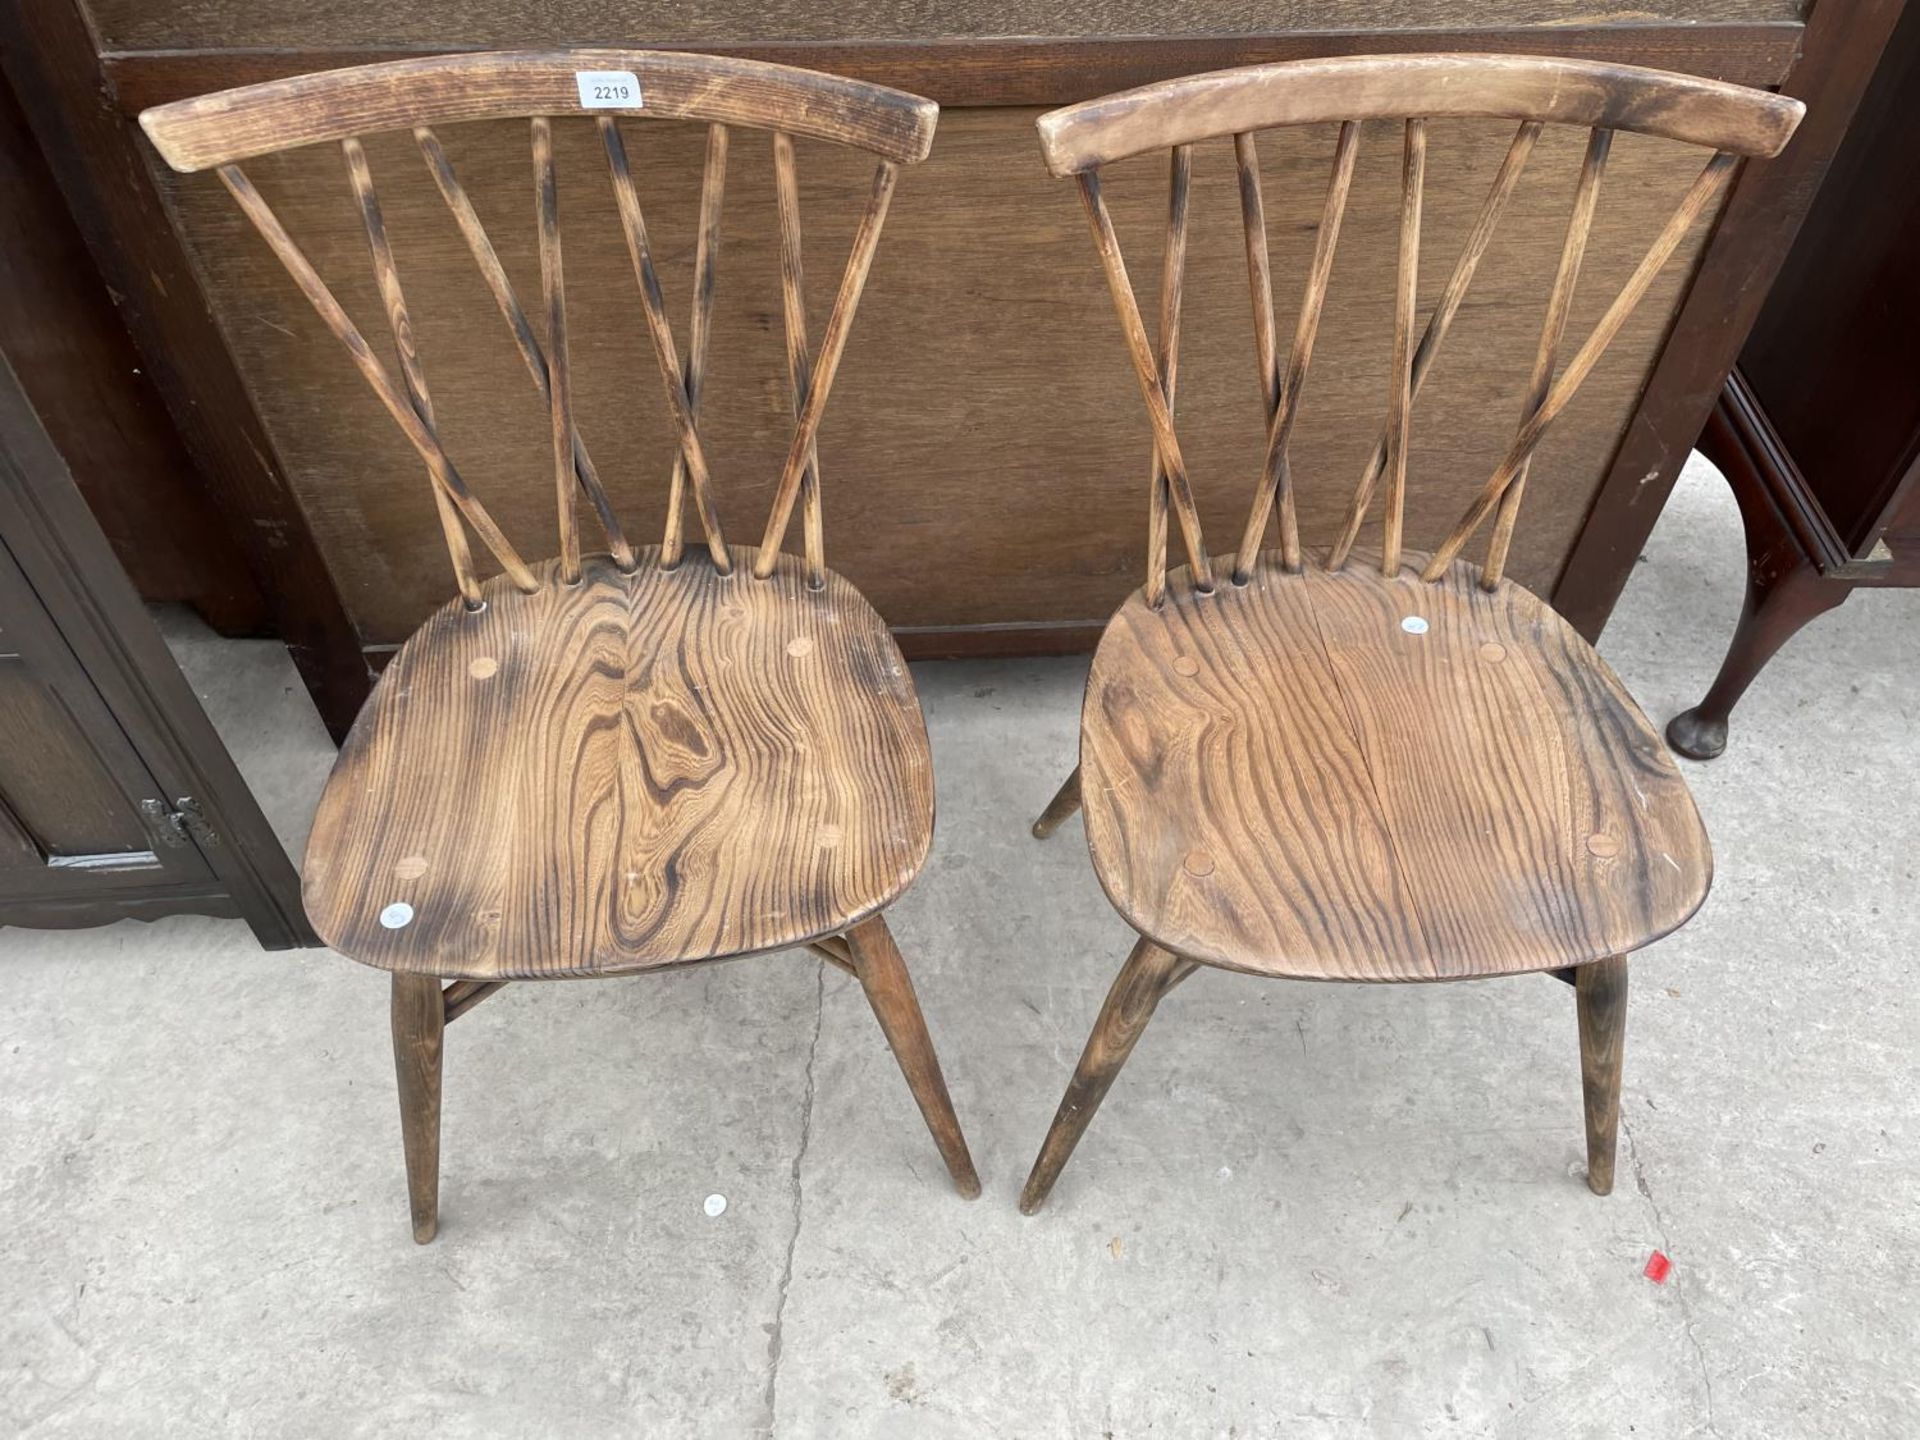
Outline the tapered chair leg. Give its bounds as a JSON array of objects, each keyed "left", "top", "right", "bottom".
[
  {"left": 1575, "top": 956, "right": 1629, "bottom": 1196},
  {"left": 1031, "top": 764, "right": 1083, "bottom": 839},
  {"left": 1020, "top": 937, "right": 1188, "bottom": 1215},
  {"left": 390, "top": 973, "right": 445, "bottom": 1243},
  {"left": 843, "top": 913, "right": 982, "bottom": 1199}
]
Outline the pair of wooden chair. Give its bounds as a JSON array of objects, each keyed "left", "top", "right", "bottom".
[{"left": 140, "top": 51, "right": 1800, "bottom": 1241}]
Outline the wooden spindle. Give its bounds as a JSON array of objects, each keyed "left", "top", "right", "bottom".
[
  {"left": 217, "top": 163, "right": 536, "bottom": 593},
  {"left": 773, "top": 130, "right": 828, "bottom": 588},
  {"left": 1422, "top": 150, "right": 1736, "bottom": 581},
  {"left": 1327, "top": 120, "right": 1540, "bottom": 572},
  {"left": 1482, "top": 127, "right": 1612, "bottom": 588},
  {"left": 414, "top": 126, "right": 632, "bottom": 570},
  {"left": 533, "top": 118, "right": 581, "bottom": 584},
  {"left": 662, "top": 123, "right": 731, "bottom": 570},
  {"left": 1235, "top": 120, "right": 1359, "bottom": 581},
  {"left": 1234, "top": 132, "right": 1280, "bottom": 414},
  {"left": 600, "top": 116, "right": 732, "bottom": 574},
  {"left": 756, "top": 159, "right": 900, "bottom": 579},
  {"left": 1072, "top": 168, "right": 1213, "bottom": 592},
  {"left": 341, "top": 138, "right": 481, "bottom": 607},
  {"left": 1380, "top": 118, "right": 1426, "bottom": 578},
  {"left": 441, "top": 979, "right": 507, "bottom": 1023},
  {"left": 1145, "top": 144, "right": 1191, "bottom": 608}
]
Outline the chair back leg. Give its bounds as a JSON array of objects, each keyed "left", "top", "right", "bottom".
[{"left": 1031, "top": 764, "right": 1084, "bottom": 839}]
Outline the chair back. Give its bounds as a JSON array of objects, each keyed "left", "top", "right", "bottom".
[
  {"left": 1034, "top": 54, "right": 1802, "bottom": 603},
  {"left": 142, "top": 51, "right": 939, "bottom": 603}
]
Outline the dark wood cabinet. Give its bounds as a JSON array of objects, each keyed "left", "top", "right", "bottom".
[
  {"left": 0, "top": 352, "right": 311, "bottom": 945},
  {"left": 1668, "top": 0, "right": 1920, "bottom": 758}
]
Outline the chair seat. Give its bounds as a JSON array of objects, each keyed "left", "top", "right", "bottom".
[
  {"left": 302, "top": 546, "right": 933, "bottom": 980},
  {"left": 1079, "top": 550, "right": 1711, "bottom": 982}
]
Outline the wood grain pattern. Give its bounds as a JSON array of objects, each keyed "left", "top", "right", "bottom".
[
  {"left": 139, "top": 50, "right": 939, "bottom": 172},
  {"left": 1077, "top": 550, "right": 1711, "bottom": 981},
  {"left": 1036, "top": 53, "right": 1803, "bottom": 174},
  {"left": 90, "top": 1, "right": 1808, "bottom": 55},
  {"left": 303, "top": 544, "right": 934, "bottom": 978}
]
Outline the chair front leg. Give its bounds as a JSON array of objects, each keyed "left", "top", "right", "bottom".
[
  {"left": 390, "top": 972, "right": 446, "bottom": 1243},
  {"left": 1575, "top": 955, "right": 1629, "bottom": 1196},
  {"left": 843, "top": 913, "right": 982, "bottom": 1198},
  {"left": 1020, "top": 936, "right": 1191, "bottom": 1214}
]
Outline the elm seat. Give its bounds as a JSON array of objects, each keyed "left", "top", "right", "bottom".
[
  {"left": 302, "top": 546, "right": 934, "bottom": 980},
  {"left": 1079, "top": 550, "right": 1712, "bottom": 983}
]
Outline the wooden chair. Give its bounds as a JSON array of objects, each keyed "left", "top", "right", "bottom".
[
  {"left": 140, "top": 51, "right": 979, "bottom": 1242},
  {"left": 1019, "top": 55, "right": 1802, "bottom": 1214}
]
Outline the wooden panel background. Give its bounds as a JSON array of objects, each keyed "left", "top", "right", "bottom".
[
  {"left": 88, "top": 1, "right": 1807, "bottom": 50},
  {"left": 155, "top": 109, "right": 1720, "bottom": 645}
]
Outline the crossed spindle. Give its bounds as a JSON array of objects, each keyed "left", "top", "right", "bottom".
[
  {"left": 1073, "top": 119, "right": 1739, "bottom": 603},
  {"left": 214, "top": 117, "right": 901, "bottom": 600}
]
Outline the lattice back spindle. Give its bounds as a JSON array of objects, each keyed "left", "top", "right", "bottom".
[
  {"left": 411, "top": 125, "right": 635, "bottom": 574},
  {"left": 1233, "top": 120, "right": 1359, "bottom": 581},
  {"left": 139, "top": 52, "right": 939, "bottom": 604},
  {"left": 1034, "top": 54, "right": 1803, "bottom": 604},
  {"left": 755, "top": 156, "right": 903, "bottom": 580}
]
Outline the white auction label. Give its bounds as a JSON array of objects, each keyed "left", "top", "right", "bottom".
[{"left": 575, "top": 71, "right": 642, "bottom": 109}]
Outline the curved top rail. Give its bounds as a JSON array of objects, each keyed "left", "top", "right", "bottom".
[
  {"left": 1035, "top": 53, "right": 1803, "bottom": 175},
  {"left": 140, "top": 49, "right": 939, "bottom": 172}
]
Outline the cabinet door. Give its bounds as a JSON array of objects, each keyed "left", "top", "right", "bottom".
[
  {"left": 0, "top": 351, "right": 310, "bottom": 946},
  {"left": 0, "top": 545, "right": 219, "bottom": 914}
]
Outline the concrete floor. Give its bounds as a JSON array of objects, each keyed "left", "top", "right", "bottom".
[{"left": 3, "top": 453, "right": 1916, "bottom": 1437}]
